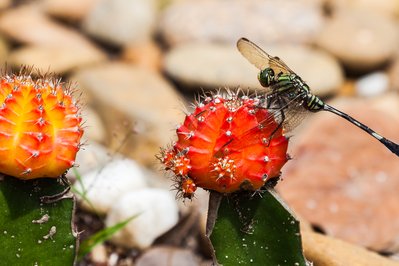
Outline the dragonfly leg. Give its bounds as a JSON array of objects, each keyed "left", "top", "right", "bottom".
[{"left": 265, "top": 97, "right": 286, "bottom": 146}]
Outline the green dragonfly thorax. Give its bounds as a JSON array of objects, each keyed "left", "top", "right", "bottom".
[{"left": 258, "top": 67, "right": 324, "bottom": 112}]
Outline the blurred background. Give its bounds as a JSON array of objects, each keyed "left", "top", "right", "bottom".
[{"left": 1, "top": 0, "right": 399, "bottom": 265}]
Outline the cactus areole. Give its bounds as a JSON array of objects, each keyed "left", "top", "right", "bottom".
[
  {"left": 161, "top": 90, "right": 289, "bottom": 199},
  {"left": 0, "top": 72, "right": 83, "bottom": 179}
]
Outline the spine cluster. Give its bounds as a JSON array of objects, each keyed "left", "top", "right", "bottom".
[
  {"left": 161, "top": 90, "right": 289, "bottom": 199},
  {"left": 0, "top": 73, "right": 83, "bottom": 179}
]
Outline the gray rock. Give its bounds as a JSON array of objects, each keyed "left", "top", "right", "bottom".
[
  {"left": 316, "top": 9, "right": 399, "bottom": 71},
  {"left": 164, "top": 42, "right": 343, "bottom": 96},
  {"left": 82, "top": 0, "right": 157, "bottom": 46},
  {"left": 159, "top": 0, "right": 325, "bottom": 46},
  {"left": 106, "top": 189, "right": 179, "bottom": 249}
]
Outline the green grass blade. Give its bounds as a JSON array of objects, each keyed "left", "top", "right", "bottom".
[
  {"left": 210, "top": 188, "right": 308, "bottom": 265},
  {"left": 78, "top": 213, "right": 139, "bottom": 260},
  {"left": 70, "top": 167, "right": 98, "bottom": 213},
  {"left": 0, "top": 176, "right": 77, "bottom": 265}
]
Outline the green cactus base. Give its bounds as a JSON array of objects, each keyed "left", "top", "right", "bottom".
[
  {"left": 0, "top": 175, "right": 77, "bottom": 265},
  {"left": 209, "top": 188, "right": 308, "bottom": 266}
]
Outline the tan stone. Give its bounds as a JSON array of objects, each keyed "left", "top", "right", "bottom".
[
  {"left": 7, "top": 45, "right": 106, "bottom": 74},
  {"left": 136, "top": 247, "right": 201, "bottom": 266},
  {"left": 316, "top": 9, "right": 399, "bottom": 71},
  {"left": 81, "top": 107, "right": 107, "bottom": 143},
  {"left": 40, "top": 0, "right": 100, "bottom": 21},
  {"left": 0, "top": 5, "right": 102, "bottom": 51},
  {"left": 328, "top": 0, "right": 399, "bottom": 18},
  {"left": 71, "top": 62, "right": 184, "bottom": 167},
  {"left": 164, "top": 42, "right": 343, "bottom": 96},
  {"left": 0, "top": 0, "right": 10, "bottom": 9},
  {"left": 159, "top": 0, "right": 325, "bottom": 46},
  {"left": 122, "top": 41, "right": 163, "bottom": 72},
  {"left": 0, "top": 35, "right": 8, "bottom": 65},
  {"left": 303, "top": 231, "right": 399, "bottom": 266}
]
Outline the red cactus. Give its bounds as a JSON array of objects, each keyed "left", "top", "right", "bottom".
[{"left": 161, "top": 90, "right": 289, "bottom": 199}]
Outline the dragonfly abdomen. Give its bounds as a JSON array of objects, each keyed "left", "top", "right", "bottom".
[{"left": 305, "top": 93, "right": 324, "bottom": 112}]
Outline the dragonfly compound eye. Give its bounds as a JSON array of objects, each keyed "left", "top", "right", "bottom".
[{"left": 258, "top": 68, "right": 275, "bottom": 87}]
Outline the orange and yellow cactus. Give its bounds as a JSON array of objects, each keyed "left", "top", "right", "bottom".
[
  {"left": 0, "top": 71, "right": 83, "bottom": 179},
  {"left": 161, "top": 90, "right": 289, "bottom": 199}
]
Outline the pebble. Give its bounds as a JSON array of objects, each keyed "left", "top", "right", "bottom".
[
  {"left": 388, "top": 55, "right": 399, "bottom": 91},
  {"left": 0, "top": 0, "right": 10, "bottom": 9},
  {"left": 81, "top": 107, "right": 107, "bottom": 144},
  {"left": 164, "top": 42, "right": 261, "bottom": 90},
  {"left": 122, "top": 40, "right": 163, "bottom": 72},
  {"left": 355, "top": 72, "right": 389, "bottom": 97},
  {"left": 67, "top": 141, "right": 113, "bottom": 179},
  {"left": 89, "top": 244, "right": 108, "bottom": 265},
  {"left": 302, "top": 231, "right": 399, "bottom": 266},
  {"left": 82, "top": 0, "right": 157, "bottom": 46},
  {"left": 329, "top": 0, "right": 399, "bottom": 18},
  {"left": 106, "top": 189, "right": 179, "bottom": 249},
  {"left": 371, "top": 93, "right": 399, "bottom": 120},
  {"left": 164, "top": 42, "right": 343, "bottom": 96},
  {"left": 278, "top": 99, "right": 399, "bottom": 251},
  {"left": 0, "top": 5, "right": 103, "bottom": 51},
  {"left": 40, "top": 0, "right": 100, "bottom": 21},
  {"left": 316, "top": 9, "right": 399, "bottom": 71},
  {"left": 74, "top": 158, "right": 148, "bottom": 214},
  {"left": 7, "top": 45, "right": 106, "bottom": 74},
  {"left": 71, "top": 62, "right": 184, "bottom": 167},
  {"left": 0, "top": 35, "right": 8, "bottom": 64},
  {"left": 136, "top": 246, "right": 201, "bottom": 266},
  {"left": 159, "top": 0, "right": 324, "bottom": 46}
]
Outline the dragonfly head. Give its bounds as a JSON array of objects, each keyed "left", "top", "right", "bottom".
[{"left": 258, "top": 68, "right": 275, "bottom": 87}]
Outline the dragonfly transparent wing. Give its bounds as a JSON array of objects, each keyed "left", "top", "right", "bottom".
[
  {"left": 266, "top": 87, "right": 309, "bottom": 134},
  {"left": 214, "top": 91, "right": 308, "bottom": 158},
  {"left": 237, "top": 38, "right": 295, "bottom": 75}
]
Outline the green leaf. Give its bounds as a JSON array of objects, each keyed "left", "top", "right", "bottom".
[
  {"left": 210, "top": 188, "right": 308, "bottom": 266},
  {"left": 78, "top": 213, "right": 139, "bottom": 260},
  {"left": 0, "top": 176, "right": 76, "bottom": 265}
]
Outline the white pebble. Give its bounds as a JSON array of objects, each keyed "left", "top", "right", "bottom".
[
  {"left": 106, "top": 189, "right": 179, "bottom": 249},
  {"left": 355, "top": 72, "right": 389, "bottom": 97},
  {"left": 74, "top": 158, "right": 148, "bottom": 214},
  {"left": 67, "top": 141, "right": 115, "bottom": 179}
]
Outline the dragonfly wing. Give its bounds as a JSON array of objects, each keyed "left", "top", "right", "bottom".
[
  {"left": 265, "top": 86, "right": 308, "bottom": 134},
  {"left": 237, "top": 38, "right": 296, "bottom": 75},
  {"left": 277, "top": 104, "right": 308, "bottom": 134}
]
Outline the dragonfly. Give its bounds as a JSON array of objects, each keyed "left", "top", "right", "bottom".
[{"left": 234, "top": 37, "right": 399, "bottom": 157}]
